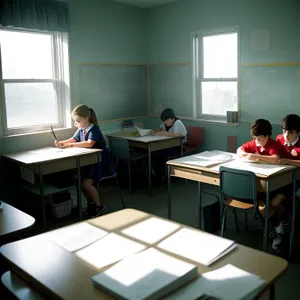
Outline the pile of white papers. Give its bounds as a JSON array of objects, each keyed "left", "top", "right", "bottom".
[{"left": 92, "top": 248, "right": 198, "bottom": 300}]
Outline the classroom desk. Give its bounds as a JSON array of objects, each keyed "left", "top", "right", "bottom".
[
  {"left": 1, "top": 209, "right": 287, "bottom": 300},
  {"left": 0, "top": 201, "right": 35, "bottom": 238},
  {"left": 3, "top": 147, "right": 102, "bottom": 229},
  {"left": 106, "top": 132, "right": 183, "bottom": 193},
  {"left": 167, "top": 156, "right": 300, "bottom": 257}
]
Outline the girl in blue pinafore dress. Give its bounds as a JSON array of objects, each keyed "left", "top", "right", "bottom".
[{"left": 54, "top": 104, "right": 115, "bottom": 217}]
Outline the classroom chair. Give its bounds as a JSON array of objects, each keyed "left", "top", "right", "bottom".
[
  {"left": 219, "top": 166, "right": 273, "bottom": 248},
  {"left": 109, "top": 138, "right": 148, "bottom": 194},
  {"left": 184, "top": 126, "right": 204, "bottom": 155},
  {"left": 96, "top": 172, "right": 125, "bottom": 209}
]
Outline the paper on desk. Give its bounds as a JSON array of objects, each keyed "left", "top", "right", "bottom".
[
  {"left": 166, "top": 264, "right": 265, "bottom": 300},
  {"left": 47, "top": 222, "right": 108, "bottom": 252},
  {"left": 158, "top": 228, "right": 237, "bottom": 266},
  {"left": 135, "top": 126, "right": 152, "bottom": 137},
  {"left": 76, "top": 233, "right": 146, "bottom": 269},
  {"left": 121, "top": 217, "right": 180, "bottom": 244},
  {"left": 211, "top": 159, "right": 293, "bottom": 176}
]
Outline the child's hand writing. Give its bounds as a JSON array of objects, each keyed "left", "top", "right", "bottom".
[
  {"left": 54, "top": 140, "right": 64, "bottom": 148},
  {"left": 277, "top": 158, "right": 289, "bottom": 165}
]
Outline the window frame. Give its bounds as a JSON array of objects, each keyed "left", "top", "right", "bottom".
[
  {"left": 192, "top": 25, "right": 240, "bottom": 122},
  {"left": 0, "top": 27, "right": 70, "bottom": 136}
]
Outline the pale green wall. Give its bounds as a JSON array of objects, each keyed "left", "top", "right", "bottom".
[
  {"left": 0, "top": 0, "right": 147, "bottom": 154},
  {"left": 145, "top": 0, "right": 300, "bottom": 150}
]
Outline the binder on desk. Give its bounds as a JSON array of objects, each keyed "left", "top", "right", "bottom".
[{"left": 92, "top": 248, "right": 198, "bottom": 300}]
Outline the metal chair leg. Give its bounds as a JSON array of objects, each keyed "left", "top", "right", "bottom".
[
  {"left": 233, "top": 210, "right": 239, "bottom": 232},
  {"left": 244, "top": 212, "right": 248, "bottom": 229},
  {"left": 114, "top": 176, "right": 125, "bottom": 209},
  {"left": 221, "top": 206, "right": 228, "bottom": 237},
  {"left": 128, "top": 160, "right": 132, "bottom": 194}
]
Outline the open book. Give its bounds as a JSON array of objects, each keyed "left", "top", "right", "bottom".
[
  {"left": 92, "top": 248, "right": 198, "bottom": 300},
  {"left": 135, "top": 126, "right": 152, "bottom": 137}
]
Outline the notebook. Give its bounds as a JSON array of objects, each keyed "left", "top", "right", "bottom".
[
  {"left": 158, "top": 228, "right": 237, "bottom": 266},
  {"left": 135, "top": 126, "right": 152, "bottom": 137},
  {"left": 165, "top": 264, "right": 265, "bottom": 300},
  {"left": 92, "top": 248, "right": 198, "bottom": 300}
]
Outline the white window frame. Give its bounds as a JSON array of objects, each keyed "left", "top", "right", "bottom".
[
  {"left": 0, "top": 27, "right": 70, "bottom": 136},
  {"left": 192, "top": 25, "right": 240, "bottom": 122}
]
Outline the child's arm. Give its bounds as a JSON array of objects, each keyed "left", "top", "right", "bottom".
[
  {"left": 55, "top": 138, "right": 77, "bottom": 147},
  {"left": 60, "top": 139, "right": 96, "bottom": 149},
  {"left": 237, "top": 146, "right": 248, "bottom": 157},
  {"left": 152, "top": 128, "right": 163, "bottom": 134},
  {"left": 155, "top": 131, "right": 183, "bottom": 137},
  {"left": 251, "top": 154, "right": 280, "bottom": 164},
  {"left": 277, "top": 158, "right": 300, "bottom": 167}
]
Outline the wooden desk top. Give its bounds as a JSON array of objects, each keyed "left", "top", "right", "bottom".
[
  {"left": 3, "top": 147, "right": 102, "bottom": 165},
  {"left": 0, "top": 202, "right": 35, "bottom": 238},
  {"left": 1, "top": 209, "right": 287, "bottom": 300},
  {"left": 167, "top": 155, "right": 298, "bottom": 179},
  {"left": 106, "top": 132, "right": 181, "bottom": 143}
]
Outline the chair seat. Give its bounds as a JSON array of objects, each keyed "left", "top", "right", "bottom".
[{"left": 225, "top": 198, "right": 273, "bottom": 218}]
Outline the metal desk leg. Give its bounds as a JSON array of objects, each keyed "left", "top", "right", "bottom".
[
  {"left": 148, "top": 144, "right": 152, "bottom": 195},
  {"left": 263, "top": 180, "right": 270, "bottom": 252},
  {"left": 197, "top": 182, "right": 202, "bottom": 229},
  {"left": 168, "top": 164, "right": 172, "bottom": 219},
  {"left": 269, "top": 284, "right": 275, "bottom": 300},
  {"left": 180, "top": 138, "right": 184, "bottom": 157},
  {"left": 289, "top": 170, "right": 296, "bottom": 260},
  {"left": 76, "top": 157, "right": 82, "bottom": 221},
  {"left": 38, "top": 165, "right": 46, "bottom": 230}
]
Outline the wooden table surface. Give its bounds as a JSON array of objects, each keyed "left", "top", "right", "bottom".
[
  {"left": 1, "top": 209, "right": 287, "bottom": 300},
  {"left": 0, "top": 201, "right": 35, "bottom": 238}
]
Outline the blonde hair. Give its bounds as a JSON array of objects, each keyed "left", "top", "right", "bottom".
[{"left": 72, "top": 104, "right": 99, "bottom": 127}]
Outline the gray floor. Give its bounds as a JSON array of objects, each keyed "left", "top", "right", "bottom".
[{"left": 2, "top": 176, "right": 300, "bottom": 299}]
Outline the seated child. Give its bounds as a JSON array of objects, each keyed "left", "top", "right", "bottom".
[
  {"left": 152, "top": 108, "right": 187, "bottom": 178},
  {"left": 237, "top": 119, "right": 285, "bottom": 251},
  {"left": 276, "top": 114, "right": 300, "bottom": 167}
]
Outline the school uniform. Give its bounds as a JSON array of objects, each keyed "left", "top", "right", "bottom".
[
  {"left": 73, "top": 124, "right": 116, "bottom": 181},
  {"left": 275, "top": 134, "right": 300, "bottom": 198},
  {"left": 276, "top": 134, "right": 300, "bottom": 160},
  {"left": 241, "top": 138, "right": 282, "bottom": 156}
]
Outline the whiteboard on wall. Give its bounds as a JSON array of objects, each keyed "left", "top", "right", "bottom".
[
  {"left": 149, "top": 64, "right": 193, "bottom": 118},
  {"left": 240, "top": 66, "right": 300, "bottom": 124},
  {"left": 78, "top": 64, "right": 148, "bottom": 121}
]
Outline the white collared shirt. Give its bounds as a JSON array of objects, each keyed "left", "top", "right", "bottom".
[
  {"left": 284, "top": 136, "right": 299, "bottom": 147},
  {"left": 256, "top": 141, "right": 265, "bottom": 152}
]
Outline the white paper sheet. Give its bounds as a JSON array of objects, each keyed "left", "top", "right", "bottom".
[
  {"left": 76, "top": 233, "right": 146, "bottom": 269},
  {"left": 122, "top": 217, "right": 180, "bottom": 244},
  {"left": 135, "top": 126, "right": 152, "bottom": 137},
  {"left": 47, "top": 222, "right": 108, "bottom": 252},
  {"left": 158, "top": 228, "right": 236, "bottom": 266}
]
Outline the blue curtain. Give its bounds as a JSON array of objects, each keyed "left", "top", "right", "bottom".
[{"left": 0, "top": 0, "right": 69, "bottom": 32}]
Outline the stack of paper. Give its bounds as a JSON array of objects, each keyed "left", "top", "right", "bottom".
[
  {"left": 92, "top": 248, "right": 198, "bottom": 300},
  {"left": 173, "top": 151, "right": 235, "bottom": 168},
  {"left": 166, "top": 264, "right": 265, "bottom": 300},
  {"left": 158, "top": 228, "right": 237, "bottom": 266},
  {"left": 135, "top": 126, "right": 152, "bottom": 137}
]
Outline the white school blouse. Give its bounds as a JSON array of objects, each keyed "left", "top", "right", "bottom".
[{"left": 160, "top": 119, "right": 187, "bottom": 143}]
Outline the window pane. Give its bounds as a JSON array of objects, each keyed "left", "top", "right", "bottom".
[
  {"left": 203, "top": 33, "right": 237, "bottom": 78},
  {"left": 0, "top": 30, "right": 53, "bottom": 79},
  {"left": 5, "top": 83, "right": 58, "bottom": 128},
  {"left": 201, "top": 82, "right": 237, "bottom": 116}
]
